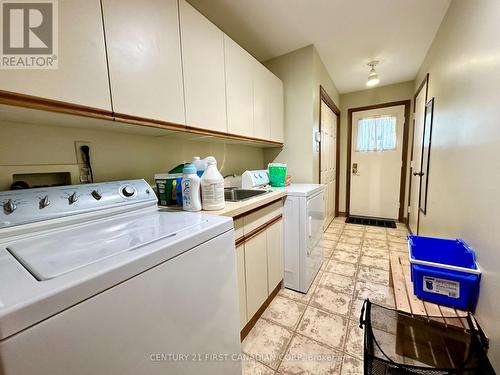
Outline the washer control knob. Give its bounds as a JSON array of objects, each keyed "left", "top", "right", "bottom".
[
  {"left": 91, "top": 190, "right": 102, "bottom": 200},
  {"left": 39, "top": 195, "right": 50, "bottom": 209},
  {"left": 121, "top": 185, "right": 136, "bottom": 198},
  {"left": 68, "top": 192, "right": 78, "bottom": 205},
  {"left": 3, "top": 199, "right": 16, "bottom": 214}
]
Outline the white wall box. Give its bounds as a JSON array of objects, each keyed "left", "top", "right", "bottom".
[
  {"left": 179, "top": 0, "right": 227, "bottom": 133},
  {"left": 0, "top": 0, "right": 111, "bottom": 110},
  {"left": 102, "top": 0, "right": 185, "bottom": 125}
]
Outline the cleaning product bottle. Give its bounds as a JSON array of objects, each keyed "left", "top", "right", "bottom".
[
  {"left": 201, "top": 156, "right": 225, "bottom": 210},
  {"left": 181, "top": 163, "right": 201, "bottom": 211},
  {"left": 192, "top": 156, "right": 207, "bottom": 177}
]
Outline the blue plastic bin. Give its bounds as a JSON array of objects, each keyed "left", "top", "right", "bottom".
[{"left": 408, "top": 235, "right": 481, "bottom": 311}]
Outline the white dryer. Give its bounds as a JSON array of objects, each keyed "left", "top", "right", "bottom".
[
  {"left": 0, "top": 180, "right": 241, "bottom": 375},
  {"left": 283, "top": 184, "right": 325, "bottom": 293}
]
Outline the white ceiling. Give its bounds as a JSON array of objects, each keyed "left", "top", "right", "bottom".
[{"left": 187, "top": 0, "right": 451, "bottom": 93}]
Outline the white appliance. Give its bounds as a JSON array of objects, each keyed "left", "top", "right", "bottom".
[
  {"left": 241, "top": 169, "right": 325, "bottom": 294},
  {"left": 283, "top": 184, "right": 325, "bottom": 293},
  {"left": 0, "top": 180, "right": 241, "bottom": 375}
]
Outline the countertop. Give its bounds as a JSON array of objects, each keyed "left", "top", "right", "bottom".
[{"left": 160, "top": 188, "right": 287, "bottom": 218}]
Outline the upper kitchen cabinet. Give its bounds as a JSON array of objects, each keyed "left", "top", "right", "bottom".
[
  {"left": 252, "top": 61, "right": 271, "bottom": 140},
  {"left": 102, "top": 0, "right": 185, "bottom": 125},
  {"left": 269, "top": 75, "right": 284, "bottom": 143},
  {"left": 0, "top": 0, "right": 111, "bottom": 111},
  {"left": 224, "top": 35, "right": 253, "bottom": 138},
  {"left": 179, "top": 0, "right": 227, "bottom": 133}
]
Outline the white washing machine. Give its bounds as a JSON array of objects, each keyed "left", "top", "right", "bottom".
[
  {"left": 283, "top": 184, "right": 325, "bottom": 293},
  {"left": 0, "top": 180, "right": 241, "bottom": 375}
]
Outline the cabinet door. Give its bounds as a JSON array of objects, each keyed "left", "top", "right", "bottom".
[
  {"left": 244, "top": 231, "right": 268, "bottom": 319},
  {"left": 236, "top": 244, "right": 248, "bottom": 330},
  {"left": 179, "top": 0, "right": 227, "bottom": 133},
  {"left": 0, "top": 0, "right": 111, "bottom": 110},
  {"left": 269, "top": 75, "right": 284, "bottom": 143},
  {"left": 224, "top": 35, "right": 254, "bottom": 138},
  {"left": 252, "top": 62, "right": 270, "bottom": 140},
  {"left": 102, "top": 0, "right": 185, "bottom": 124},
  {"left": 266, "top": 219, "right": 284, "bottom": 294}
]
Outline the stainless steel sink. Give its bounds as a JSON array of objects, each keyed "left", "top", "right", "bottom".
[{"left": 224, "top": 187, "right": 270, "bottom": 202}]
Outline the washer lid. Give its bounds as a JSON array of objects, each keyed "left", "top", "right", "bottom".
[
  {"left": 286, "top": 183, "right": 325, "bottom": 197},
  {"left": 7, "top": 211, "right": 207, "bottom": 281}
]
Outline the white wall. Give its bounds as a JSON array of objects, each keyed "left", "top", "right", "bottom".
[
  {"left": 0, "top": 121, "right": 265, "bottom": 191},
  {"left": 414, "top": 0, "right": 500, "bottom": 368},
  {"left": 264, "top": 45, "right": 339, "bottom": 184},
  {"left": 339, "top": 81, "right": 414, "bottom": 214}
]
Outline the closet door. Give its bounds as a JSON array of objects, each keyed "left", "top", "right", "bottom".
[
  {"left": 0, "top": 0, "right": 111, "bottom": 110},
  {"left": 179, "top": 0, "right": 227, "bottom": 133},
  {"left": 102, "top": 0, "right": 185, "bottom": 124}
]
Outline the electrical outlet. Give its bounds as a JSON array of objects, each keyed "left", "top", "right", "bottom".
[{"left": 74, "top": 141, "right": 92, "bottom": 164}]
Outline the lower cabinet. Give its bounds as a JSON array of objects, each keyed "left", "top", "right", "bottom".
[
  {"left": 235, "top": 244, "right": 247, "bottom": 330},
  {"left": 244, "top": 231, "right": 269, "bottom": 319},
  {"left": 234, "top": 203, "right": 284, "bottom": 333},
  {"left": 266, "top": 219, "right": 284, "bottom": 295}
]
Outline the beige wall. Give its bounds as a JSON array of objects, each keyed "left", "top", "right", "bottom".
[
  {"left": 264, "top": 45, "right": 339, "bottom": 183},
  {"left": 413, "top": 0, "right": 500, "bottom": 368},
  {"left": 0, "top": 121, "right": 265, "bottom": 191},
  {"left": 339, "top": 81, "right": 414, "bottom": 214}
]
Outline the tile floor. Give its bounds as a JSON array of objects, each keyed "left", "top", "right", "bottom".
[{"left": 241, "top": 217, "right": 409, "bottom": 374}]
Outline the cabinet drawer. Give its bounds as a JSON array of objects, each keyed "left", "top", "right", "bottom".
[{"left": 243, "top": 200, "right": 283, "bottom": 234}]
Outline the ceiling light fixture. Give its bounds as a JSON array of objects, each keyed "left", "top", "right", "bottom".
[{"left": 366, "top": 60, "right": 380, "bottom": 87}]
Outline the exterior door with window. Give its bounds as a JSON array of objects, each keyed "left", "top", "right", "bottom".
[
  {"left": 320, "top": 100, "right": 337, "bottom": 228},
  {"left": 349, "top": 105, "right": 405, "bottom": 219}
]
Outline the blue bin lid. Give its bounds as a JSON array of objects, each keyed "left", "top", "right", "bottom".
[{"left": 408, "top": 235, "right": 480, "bottom": 274}]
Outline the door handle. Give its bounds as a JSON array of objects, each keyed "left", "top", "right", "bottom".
[{"left": 413, "top": 172, "right": 424, "bottom": 177}]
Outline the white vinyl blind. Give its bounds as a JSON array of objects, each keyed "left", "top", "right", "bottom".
[{"left": 356, "top": 116, "right": 397, "bottom": 152}]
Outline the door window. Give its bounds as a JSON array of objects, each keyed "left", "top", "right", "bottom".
[{"left": 356, "top": 116, "right": 397, "bottom": 152}]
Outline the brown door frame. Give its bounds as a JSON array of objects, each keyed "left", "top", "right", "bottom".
[
  {"left": 318, "top": 85, "right": 341, "bottom": 217},
  {"left": 346, "top": 99, "right": 411, "bottom": 222},
  {"left": 407, "top": 73, "right": 429, "bottom": 233}
]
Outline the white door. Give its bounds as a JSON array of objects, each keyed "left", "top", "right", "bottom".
[
  {"left": 349, "top": 105, "right": 405, "bottom": 219},
  {"left": 320, "top": 100, "right": 337, "bottom": 228},
  {"left": 408, "top": 82, "right": 428, "bottom": 233}
]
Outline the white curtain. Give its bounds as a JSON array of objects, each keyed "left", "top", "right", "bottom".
[{"left": 356, "top": 116, "right": 397, "bottom": 152}]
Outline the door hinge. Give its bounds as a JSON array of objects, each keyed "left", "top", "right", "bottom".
[
  {"left": 410, "top": 161, "right": 414, "bottom": 169},
  {"left": 407, "top": 206, "right": 411, "bottom": 213}
]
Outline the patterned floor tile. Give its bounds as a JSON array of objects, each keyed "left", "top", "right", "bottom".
[
  {"left": 355, "top": 280, "right": 395, "bottom": 308},
  {"left": 318, "top": 239, "right": 337, "bottom": 249},
  {"left": 363, "top": 232, "right": 387, "bottom": 241},
  {"left": 362, "top": 238, "right": 388, "bottom": 250},
  {"left": 277, "top": 334, "right": 342, "bottom": 375},
  {"left": 262, "top": 296, "right": 307, "bottom": 330},
  {"left": 325, "top": 260, "right": 357, "bottom": 277},
  {"left": 297, "top": 307, "right": 347, "bottom": 349},
  {"left": 359, "top": 255, "right": 390, "bottom": 271},
  {"left": 242, "top": 319, "right": 293, "bottom": 369},
  {"left": 341, "top": 354, "right": 363, "bottom": 374},
  {"left": 365, "top": 227, "right": 387, "bottom": 234},
  {"left": 342, "top": 229, "right": 364, "bottom": 238},
  {"left": 332, "top": 250, "right": 360, "bottom": 264},
  {"left": 319, "top": 272, "right": 355, "bottom": 295},
  {"left": 349, "top": 297, "right": 366, "bottom": 319},
  {"left": 279, "top": 286, "right": 316, "bottom": 305},
  {"left": 388, "top": 242, "right": 408, "bottom": 252},
  {"left": 310, "top": 286, "right": 352, "bottom": 316},
  {"left": 324, "top": 232, "right": 341, "bottom": 241},
  {"left": 335, "top": 242, "right": 361, "bottom": 254},
  {"left": 344, "top": 322, "right": 363, "bottom": 359},
  {"left": 242, "top": 357, "right": 275, "bottom": 375},
  {"left": 361, "top": 247, "right": 389, "bottom": 259},
  {"left": 338, "top": 236, "right": 362, "bottom": 245},
  {"left": 344, "top": 224, "right": 364, "bottom": 231},
  {"left": 357, "top": 265, "right": 390, "bottom": 285}
]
